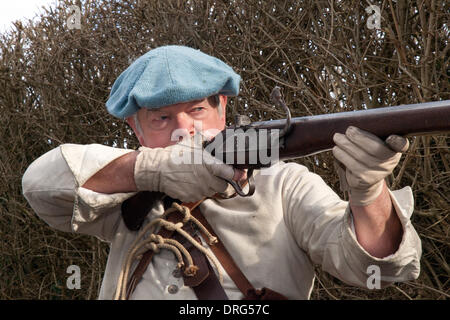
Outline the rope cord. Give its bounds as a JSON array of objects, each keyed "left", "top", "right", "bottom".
[{"left": 113, "top": 202, "right": 222, "bottom": 300}]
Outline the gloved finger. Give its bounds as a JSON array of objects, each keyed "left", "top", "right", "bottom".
[
  {"left": 201, "top": 148, "right": 231, "bottom": 168},
  {"left": 206, "top": 175, "right": 230, "bottom": 194},
  {"left": 191, "top": 164, "right": 230, "bottom": 194},
  {"left": 332, "top": 146, "right": 368, "bottom": 175},
  {"left": 207, "top": 162, "right": 235, "bottom": 181},
  {"left": 333, "top": 133, "right": 397, "bottom": 169},
  {"left": 345, "top": 126, "right": 397, "bottom": 160},
  {"left": 385, "top": 135, "right": 409, "bottom": 153},
  {"left": 332, "top": 146, "right": 396, "bottom": 184},
  {"left": 333, "top": 160, "right": 349, "bottom": 192}
]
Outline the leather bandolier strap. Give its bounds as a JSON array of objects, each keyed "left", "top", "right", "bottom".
[
  {"left": 121, "top": 191, "right": 288, "bottom": 300},
  {"left": 125, "top": 198, "right": 227, "bottom": 300},
  {"left": 189, "top": 205, "right": 287, "bottom": 300}
]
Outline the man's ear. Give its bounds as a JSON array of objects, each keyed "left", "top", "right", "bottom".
[
  {"left": 219, "top": 95, "right": 227, "bottom": 121},
  {"left": 126, "top": 114, "right": 145, "bottom": 146}
]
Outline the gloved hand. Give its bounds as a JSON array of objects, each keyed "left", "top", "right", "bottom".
[
  {"left": 332, "top": 126, "right": 409, "bottom": 206},
  {"left": 134, "top": 137, "right": 236, "bottom": 202}
]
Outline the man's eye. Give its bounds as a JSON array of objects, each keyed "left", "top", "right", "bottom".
[
  {"left": 191, "top": 107, "right": 205, "bottom": 112},
  {"left": 152, "top": 115, "right": 168, "bottom": 121}
]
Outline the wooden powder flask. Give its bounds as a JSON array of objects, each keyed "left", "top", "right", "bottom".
[{"left": 203, "top": 87, "right": 450, "bottom": 197}]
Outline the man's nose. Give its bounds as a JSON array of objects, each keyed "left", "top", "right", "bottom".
[{"left": 174, "top": 112, "right": 195, "bottom": 136}]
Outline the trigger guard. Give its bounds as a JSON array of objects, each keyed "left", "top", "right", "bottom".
[{"left": 225, "top": 169, "right": 255, "bottom": 197}]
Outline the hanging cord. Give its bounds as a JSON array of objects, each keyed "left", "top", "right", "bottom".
[{"left": 114, "top": 202, "right": 222, "bottom": 300}]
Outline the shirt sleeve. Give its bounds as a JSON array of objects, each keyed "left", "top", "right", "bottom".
[
  {"left": 281, "top": 162, "right": 422, "bottom": 289},
  {"left": 22, "top": 144, "right": 137, "bottom": 242}
]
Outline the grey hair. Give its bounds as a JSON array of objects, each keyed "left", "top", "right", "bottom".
[
  {"left": 133, "top": 113, "right": 143, "bottom": 136},
  {"left": 215, "top": 95, "right": 224, "bottom": 120}
]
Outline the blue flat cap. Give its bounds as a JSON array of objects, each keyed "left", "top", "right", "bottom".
[{"left": 106, "top": 45, "right": 241, "bottom": 119}]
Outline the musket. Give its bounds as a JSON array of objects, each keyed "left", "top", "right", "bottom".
[
  {"left": 204, "top": 87, "right": 450, "bottom": 196},
  {"left": 121, "top": 88, "right": 450, "bottom": 231}
]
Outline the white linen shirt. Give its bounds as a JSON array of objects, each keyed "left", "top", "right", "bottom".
[{"left": 22, "top": 143, "right": 422, "bottom": 299}]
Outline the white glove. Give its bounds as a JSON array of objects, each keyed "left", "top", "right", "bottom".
[
  {"left": 332, "top": 126, "right": 409, "bottom": 206},
  {"left": 134, "top": 137, "right": 235, "bottom": 202}
]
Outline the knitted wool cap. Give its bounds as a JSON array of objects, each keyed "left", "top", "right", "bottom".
[{"left": 106, "top": 45, "right": 241, "bottom": 119}]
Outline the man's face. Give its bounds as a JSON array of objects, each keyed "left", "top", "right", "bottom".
[{"left": 127, "top": 95, "right": 227, "bottom": 148}]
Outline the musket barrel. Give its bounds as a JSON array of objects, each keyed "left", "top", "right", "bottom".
[{"left": 250, "top": 100, "right": 450, "bottom": 159}]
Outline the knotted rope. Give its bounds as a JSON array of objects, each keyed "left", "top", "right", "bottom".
[{"left": 114, "top": 202, "right": 222, "bottom": 300}]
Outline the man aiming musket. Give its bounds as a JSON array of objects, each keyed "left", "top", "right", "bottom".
[{"left": 22, "top": 45, "right": 425, "bottom": 299}]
